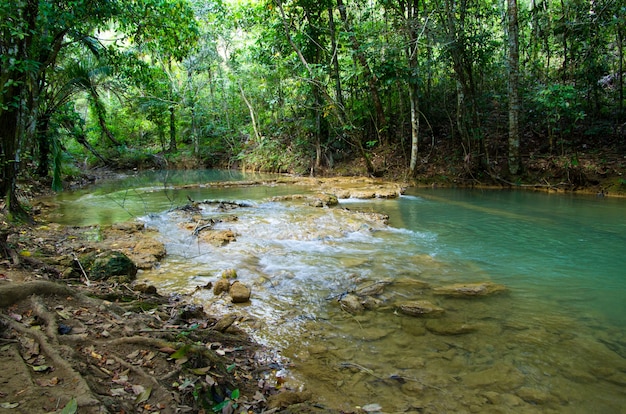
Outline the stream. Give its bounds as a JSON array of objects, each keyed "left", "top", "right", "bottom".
[{"left": 44, "top": 170, "right": 626, "bottom": 413}]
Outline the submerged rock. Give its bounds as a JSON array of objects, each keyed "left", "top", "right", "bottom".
[
  {"left": 229, "top": 281, "right": 251, "bottom": 303},
  {"left": 398, "top": 300, "right": 445, "bottom": 317},
  {"left": 340, "top": 294, "right": 364, "bottom": 314},
  {"left": 425, "top": 320, "right": 476, "bottom": 335},
  {"left": 433, "top": 282, "right": 506, "bottom": 297}
]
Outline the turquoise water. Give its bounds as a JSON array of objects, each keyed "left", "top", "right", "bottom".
[
  {"left": 43, "top": 172, "right": 626, "bottom": 412},
  {"left": 393, "top": 188, "right": 626, "bottom": 327}
]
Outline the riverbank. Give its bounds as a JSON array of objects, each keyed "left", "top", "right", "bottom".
[
  {"left": 0, "top": 175, "right": 405, "bottom": 413},
  {"left": 1, "top": 166, "right": 624, "bottom": 412}
]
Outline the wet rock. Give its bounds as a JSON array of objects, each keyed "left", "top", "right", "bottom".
[
  {"left": 213, "top": 279, "right": 230, "bottom": 295},
  {"left": 462, "top": 364, "right": 525, "bottom": 389},
  {"left": 133, "top": 283, "right": 158, "bottom": 294},
  {"left": 110, "top": 221, "right": 145, "bottom": 232},
  {"left": 199, "top": 229, "right": 236, "bottom": 246},
  {"left": 310, "top": 193, "right": 339, "bottom": 207},
  {"left": 398, "top": 300, "right": 445, "bottom": 317},
  {"left": 221, "top": 268, "right": 237, "bottom": 279},
  {"left": 516, "top": 387, "right": 557, "bottom": 404},
  {"left": 84, "top": 251, "right": 137, "bottom": 283},
  {"left": 229, "top": 281, "right": 251, "bottom": 303},
  {"left": 482, "top": 391, "right": 524, "bottom": 407},
  {"left": 178, "top": 304, "right": 205, "bottom": 322},
  {"left": 425, "top": 320, "right": 476, "bottom": 335},
  {"left": 213, "top": 314, "right": 239, "bottom": 332},
  {"left": 355, "top": 281, "right": 389, "bottom": 297},
  {"left": 130, "top": 238, "right": 167, "bottom": 269},
  {"left": 267, "top": 390, "right": 312, "bottom": 409},
  {"left": 433, "top": 282, "right": 506, "bottom": 297},
  {"left": 362, "top": 296, "right": 382, "bottom": 310},
  {"left": 339, "top": 294, "right": 364, "bottom": 314}
]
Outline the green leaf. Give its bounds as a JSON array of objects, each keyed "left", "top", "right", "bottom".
[
  {"left": 60, "top": 398, "right": 77, "bottom": 414},
  {"left": 212, "top": 400, "right": 228, "bottom": 412},
  {"left": 226, "top": 363, "right": 236, "bottom": 373},
  {"left": 170, "top": 344, "right": 191, "bottom": 359},
  {"left": 135, "top": 386, "right": 152, "bottom": 404},
  {"left": 0, "top": 402, "right": 19, "bottom": 409},
  {"left": 230, "top": 389, "right": 240, "bottom": 399}
]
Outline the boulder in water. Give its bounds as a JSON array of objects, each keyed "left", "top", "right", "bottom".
[
  {"left": 433, "top": 282, "right": 506, "bottom": 297},
  {"left": 229, "top": 281, "right": 251, "bottom": 303},
  {"left": 398, "top": 300, "right": 445, "bottom": 317},
  {"left": 340, "top": 294, "right": 364, "bottom": 314},
  {"left": 213, "top": 279, "right": 230, "bottom": 295}
]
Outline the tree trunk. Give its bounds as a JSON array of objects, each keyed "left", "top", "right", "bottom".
[
  {"left": 239, "top": 84, "right": 261, "bottom": 143},
  {"left": 168, "top": 105, "right": 177, "bottom": 152},
  {"left": 328, "top": 6, "right": 344, "bottom": 110},
  {"left": 507, "top": 0, "right": 521, "bottom": 175},
  {"left": 35, "top": 113, "right": 52, "bottom": 177}
]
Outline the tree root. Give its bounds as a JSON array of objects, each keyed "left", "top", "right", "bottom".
[
  {"left": 0, "top": 280, "right": 75, "bottom": 308},
  {"left": 0, "top": 314, "right": 100, "bottom": 408}
]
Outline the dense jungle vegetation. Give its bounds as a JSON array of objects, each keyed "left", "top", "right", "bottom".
[{"left": 2, "top": 0, "right": 626, "bottom": 218}]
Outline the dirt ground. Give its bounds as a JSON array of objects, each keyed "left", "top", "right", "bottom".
[{"left": 0, "top": 222, "right": 319, "bottom": 414}]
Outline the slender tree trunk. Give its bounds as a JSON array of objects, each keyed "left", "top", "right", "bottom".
[
  {"left": 328, "top": 6, "right": 344, "bottom": 109},
  {"left": 239, "top": 84, "right": 261, "bottom": 142},
  {"left": 336, "top": 0, "right": 387, "bottom": 145},
  {"left": 0, "top": 88, "right": 25, "bottom": 218},
  {"left": 168, "top": 105, "right": 177, "bottom": 152},
  {"left": 508, "top": 0, "right": 521, "bottom": 175},
  {"left": 406, "top": 0, "right": 421, "bottom": 176},
  {"left": 618, "top": 27, "right": 624, "bottom": 124},
  {"left": 35, "top": 113, "right": 52, "bottom": 177}
]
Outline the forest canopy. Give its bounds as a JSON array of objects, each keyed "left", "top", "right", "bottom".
[{"left": 1, "top": 0, "right": 625, "bottom": 216}]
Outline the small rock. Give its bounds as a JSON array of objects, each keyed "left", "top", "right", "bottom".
[
  {"left": 221, "top": 268, "right": 237, "bottom": 279},
  {"left": 133, "top": 283, "right": 158, "bottom": 294},
  {"left": 213, "top": 279, "right": 230, "bottom": 295},
  {"left": 398, "top": 300, "right": 445, "bottom": 317},
  {"left": 267, "top": 391, "right": 312, "bottom": 409},
  {"left": 229, "top": 281, "right": 251, "bottom": 303}
]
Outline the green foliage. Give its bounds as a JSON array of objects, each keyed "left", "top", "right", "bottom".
[{"left": 533, "top": 83, "right": 586, "bottom": 151}]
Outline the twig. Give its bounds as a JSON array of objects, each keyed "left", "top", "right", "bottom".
[{"left": 72, "top": 253, "right": 91, "bottom": 286}]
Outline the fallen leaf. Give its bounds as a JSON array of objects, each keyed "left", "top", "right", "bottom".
[
  {"left": 132, "top": 384, "right": 145, "bottom": 395},
  {"left": 30, "top": 364, "right": 50, "bottom": 372},
  {"left": 191, "top": 366, "right": 211, "bottom": 375},
  {"left": 126, "top": 350, "right": 140, "bottom": 359},
  {"left": 158, "top": 346, "right": 176, "bottom": 354},
  {"left": 56, "top": 310, "right": 71, "bottom": 320},
  {"left": 0, "top": 402, "right": 19, "bottom": 409},
  {"left": 135, "top": 386, "right": 152, "bottom": 404},
  {"left": 110, "top": 388, "right": 127, "bottom": 396},
  {"left": 60, "top": 398, "right": 77, "bottom": 414},
  {"left": 35, "top": 377, "right": 60, "bottom": 387}
]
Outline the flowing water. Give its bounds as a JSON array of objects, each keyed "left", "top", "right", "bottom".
[{"left": 44, "top": 171, "right": 626, "bottom": 413}]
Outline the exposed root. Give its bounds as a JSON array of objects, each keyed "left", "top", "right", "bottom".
[{"left": 0, "top": 313, "right": 100, "bottom": 408}]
